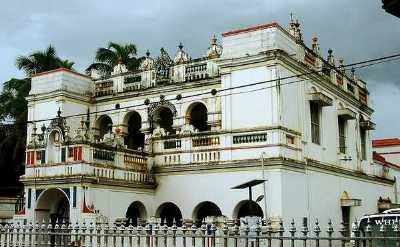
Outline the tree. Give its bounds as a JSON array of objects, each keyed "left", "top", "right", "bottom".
[
  {"left": 16, "top": 45, "right": 74, "bottom": 77},
  {"left": 0, "top": 78, "right": 30, "bottom": 195},
  {"left": 0, "top": 46, "right": 74, "bottom": 196},
  {"left": 86, "top": 42, "right": 140, "bottom": 76}
]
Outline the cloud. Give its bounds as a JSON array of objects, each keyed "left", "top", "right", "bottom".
[{"left": 0, "top": 0, "right": 399, "bottom": 137}]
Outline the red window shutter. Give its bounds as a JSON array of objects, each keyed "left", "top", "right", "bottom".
[
  {"left": 30, "top": 152, "right": 35, "bottom": 165},
  {"left": 26, "top": 152, "right": 30, "bottom": 165},
  {"left": 78, "top": 146, "right": 82, "bottom": 161},
  {"left": 73, "top": 147, "right": 78, "bottom": 161}
]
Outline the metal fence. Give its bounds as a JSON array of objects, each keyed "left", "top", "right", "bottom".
[{"left": 1, "top": 218, "right": 399, "bottom": 247}]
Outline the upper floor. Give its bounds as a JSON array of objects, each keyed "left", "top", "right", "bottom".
[{"left": 23, "top": 20, "right": 395, "bottom": 184}]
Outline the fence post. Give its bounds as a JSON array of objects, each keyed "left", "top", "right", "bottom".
[
  {"left": 379, "top": 222, "right": 387, "bottom": 247},
  {"left": 222, "top": 220, "right": 229, "bottom": 247},
  {"left": 339, "top": 222, "right": 347, "bottom": 247},
  {"left": 365, "top": 219, "right": 372, "bottom": 247},
  {"left": 200, "top": 220, "right": 207, "bottom": 247},
  {"left": 172, "top": 219, "right": 178, "bottom": 247},
  {"left": 289, "top": 219, "right": 296, "bottom": 247},
  {"left": 191, "top": 222, "right": 197, "bottom": 247},
  {"left": 301, "top": 218, "right": 309, "bottom": 247},
  {"left": 352, "top": 220, "right": 360, "bottom": 247},
  {"left": 266, "top": 220, "right": 272, "bottom": 247},
  {"left": 326, "top": 219, "right": 334, "bottom": 247},
  {"left": 314, "top": 219, "right": 321, "bottom": 247}
]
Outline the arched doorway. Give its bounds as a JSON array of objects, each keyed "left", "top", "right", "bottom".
[
  {"left": 125, "top": 201, "right": 147, "bottom": 226},
  {"left": 193, "top": 201, "right": 222, "bottom": 226},
  {"left": 152, "top": 107, "right": 174, "bottom": 134},
  {"left": 187, "top": 103, "right": 209, "bottom": 131},
  {"left": 95, "top": 115, "right": 113, "bottom": 139},
  {"left": 36, "top": 188, "right": 70, "bottom": 224},
  {"left": 124, "top": 112, "right": 145, "bottom": 150},
  {"left": 156, "top": 202, "right": 182, "bottom": 226},
  {"left": 234, "top": 200, "right": 263, "bottom": 219}
]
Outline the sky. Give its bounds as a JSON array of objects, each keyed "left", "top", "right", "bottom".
[{"left": 0, "top": 0, "right": 399, "bottom": 138}]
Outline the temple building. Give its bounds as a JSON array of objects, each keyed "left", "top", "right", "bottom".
[{"left": 14, "top": 19, "right": 400, "bottom": 232}]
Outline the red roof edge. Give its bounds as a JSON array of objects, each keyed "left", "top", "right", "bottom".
[
  {"left": 32, "top": 67, "right": 92, "bottom": 80},
  {"left": 373, "top": 151, "right": 400, "bottom": 168},
  {"left": 221, "top": 22, "right": 293, "bottom": 39},
  {"left": 372, "top": 138, "right": 400, "bottom": 147}
]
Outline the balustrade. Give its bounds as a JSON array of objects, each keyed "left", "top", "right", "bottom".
[
  {"left": 124, "top": 154, "right": 147, "bottom": 171},
  {"left": 95, "top": 80, "right": 113, "bottom": 96},
  {"left": 163, "top": 140, "right": 181, "bottom": 149},
  {"left": 93, "top": 149, "right": 115, "bottom": 161},
  {"left": 192, "top": 137, "right": 220, "bottom": 147},
  {"left": 232, "top": 133, "right": 267, "bottom": 144}
]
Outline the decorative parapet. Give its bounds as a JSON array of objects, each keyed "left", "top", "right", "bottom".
[
  {"left": 232, "top": 133, "right": 267, "bottom": 144},
  {"left": 192, "top": 136, "right": 220, "bottom": 147},
  {"left": 95, "top": 80, "right": 113, "bottom": 96}
]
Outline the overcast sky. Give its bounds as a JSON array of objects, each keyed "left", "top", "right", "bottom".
[{"left": 1, "top": 0, "right": 399, "bottom": 138}]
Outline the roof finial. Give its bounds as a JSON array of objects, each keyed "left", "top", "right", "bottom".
[
  {"left": 312, "top": 35, "right": 320, "bottom": 54},
  {"left": 178, "top": 42, "right": 184, "bottom": 50},
  {"left": 146, "top": 50, "right": 150, "bottom": 57}
]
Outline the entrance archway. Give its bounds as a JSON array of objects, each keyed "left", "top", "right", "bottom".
[
  {"left": 233, "top": 200, "right": 263, "bottom": 219},
  {"left": 36, "top": 188, "right": 70, "bottom": 224},
  {"left": 193, "top": 201, "right": 222, "bottom": 226},
  {"left": 125, "top": 201, "right": 147, "bottom": 226},
  {"left": 156, "top": 202, "right": 182, "bottom": 226}
]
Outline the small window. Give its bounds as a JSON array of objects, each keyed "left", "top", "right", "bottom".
[
  {"left": 310, "top": 102, "right": 321, "bottom": 145},
  {"left": 338, "top": 116, "right": 347, "bottom": 154},
  {"left": 360, "top": 128, "right": 367, "bottom": 160},
  {"left": 61, "top": 148, "right": 66, "bottom": 162},
  {"left": 286, "top": 135, "right": 295, "bottom": 145}
]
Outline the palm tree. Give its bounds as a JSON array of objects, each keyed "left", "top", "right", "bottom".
[
  {"left": 86, "top": 42, "right": 141, "bottom": 76},
  {"left": 16, "top": 45, "right": 74, "bottom": 76},
  {"left": 0, "top": 46, "right": 74, "bottom": 195}
]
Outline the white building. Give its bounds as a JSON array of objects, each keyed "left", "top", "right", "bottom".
[{"left": 15, "top": 20, "right": 400, "bottom": 233}]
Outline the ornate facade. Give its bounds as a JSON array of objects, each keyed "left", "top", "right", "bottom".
[{"left": 15, "top": 20, "right": 400, "bottom": 229}]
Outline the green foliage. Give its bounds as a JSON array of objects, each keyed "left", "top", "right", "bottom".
[
  {"left": 16, "top": 45, "right": 74, "bottom": 77},
  {"left": 86, "top": 42, "right": 141, "bottom": 77},
  {"left": 0, "top": 45, "right": 74, "bottom": 195}
]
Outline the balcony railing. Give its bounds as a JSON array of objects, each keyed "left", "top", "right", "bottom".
[
  {"left": 93, "top": 149, "right": 115, "bottom": 161},
  {"left": 192, "top": 136, "right": 220, "bottom": 147},
  {"left": 95, "top": 80, "right": 113, "bottom": 96},
  {"left": 233, "top": 133, "right": 267, "bottom": 144}
]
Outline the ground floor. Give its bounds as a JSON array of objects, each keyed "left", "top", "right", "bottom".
[{"left": 16, "top": 162, "right": 398, "bottom": 233}]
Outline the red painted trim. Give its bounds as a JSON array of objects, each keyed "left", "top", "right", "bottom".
[
  {"left": 378, "top": 151, "right": 400, "bottom": 155},
  {"left": 372, "top": 138, "right": 400, "bottom": 147},
  {"left": 32, "top": 67, "right": 92, "bottom": 79},
  {"left": 222, "top": 22, "right": 279, "bottom": 37},
  {"left": 373, "top": 151, "right": 400, "bottom": 168}
]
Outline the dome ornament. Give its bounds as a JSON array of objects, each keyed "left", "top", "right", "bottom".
[
  {"left": 139, "top": 50, "right": 155, "bottom": 71},
  {"left": 174, "top": 42, "right": 191, "bottom": 65},
  {"left": 206, "top": 34, "right": 223, "bottom": 59}
]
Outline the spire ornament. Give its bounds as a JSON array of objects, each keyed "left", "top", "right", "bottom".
[{"left": 206, "top": 34, "right": 223, "bottom": 58}]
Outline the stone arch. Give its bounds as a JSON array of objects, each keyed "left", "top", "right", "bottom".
[
  {"left": 125, "top": 201, "right": 147, "bottom": 226},
  {"left": 192, "top": 201, "right": 222, "bottom": 225},
  {"left": 185, "top": 102, "right": 209, "bottom": 131},
  {"left": 36, "top": 188, "right": 70, "bottom": 224},
  {"left": 151, "top": 107, "right": 175, "bottom": 134},
  {"left": 95, "top": 115, "right": 113, "bottom": 139},
  {"left": 47, "top": 130, "right": 62, "bottom": 163},
  {"left": 156, "top": 202, "right": 183, "bottom": 226},
  {"left": 232, "top": 200, "right": 263, "bottom": 219},
  {"left": 123, "top": 111, "right": 145, "bottom": 150}
]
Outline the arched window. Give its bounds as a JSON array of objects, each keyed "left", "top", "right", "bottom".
[
  {"left": 156, "top": 202, "right": 182, "bottom": 226},
  {"left": 193, "top": 201, "right": 222, "bottom": 226},
  {"left": 96, "top": 115, "right": 113, "bottom": 139},
  {"left": 125, "top": 201, "right": 147, "bottom": 226},
  {"left": 187, "top": 103, "right": 209, "bottom": 131},
  {"left": 234, "top": 200, "right": 263, "bottom": 219},
  {"left": 124, "top": 112, "right": 144, "bottom": 150},
  {"left": 153, "top": 107, "right": 174, "bottom": 134}
]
